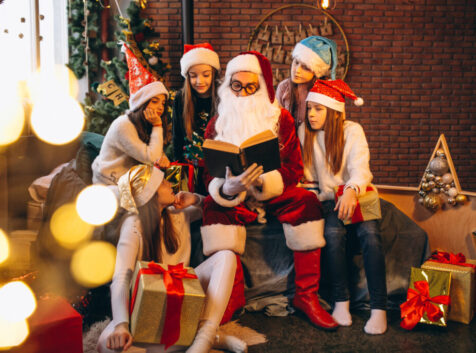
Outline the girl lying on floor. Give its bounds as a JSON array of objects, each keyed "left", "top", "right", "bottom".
[{"left": 96, "top": 164, "right": 247, "bottom": 353}]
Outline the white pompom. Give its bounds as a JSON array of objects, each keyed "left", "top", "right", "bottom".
[{"left": 354, "top": 97, "right": 364, "bottom": 106}]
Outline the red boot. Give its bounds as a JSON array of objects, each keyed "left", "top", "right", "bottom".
[
  {"left": 293, "top": 249, "right": 338, "bottom": 330},
  {"left": 220, "top": 254, "right": 246, "bottom": 324}
]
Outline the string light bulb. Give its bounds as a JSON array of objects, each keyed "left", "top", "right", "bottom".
[{"left": 319, "top": 0, "right": 337, "bottom": 10}]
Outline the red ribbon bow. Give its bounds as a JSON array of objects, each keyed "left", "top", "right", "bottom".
[
  {"left": 428, "top": 251, "right": 476, "bottom": 269},
  {"left": 400, "top": 280, "right": 451, "bottom": 330},
  {"left": 130, "top": 262, "right": 198, "bottom": 348},
  {"left": 335, "top": 185, "right": 374, "bottom": 223}
]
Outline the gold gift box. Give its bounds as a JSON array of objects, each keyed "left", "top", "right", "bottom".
[
  {"left": 422, "top": 259, "right": 476, "bottom": 324},
  {"left": 130, "top": 261, "right": 206, "bottom": 345},
  {"left": 409, "top": 267, "right": 451, "bottom": 327},
  {"left": 334, "top": 185, "right": 381, "bottom": 225}
]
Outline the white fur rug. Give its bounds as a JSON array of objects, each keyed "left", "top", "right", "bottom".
[{"left": 83, "top": 318, "right": 267, "bottom": 353}]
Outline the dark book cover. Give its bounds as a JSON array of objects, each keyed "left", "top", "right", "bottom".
[{"left": 202, "top": 133, "right": 281, "bottom": 178}]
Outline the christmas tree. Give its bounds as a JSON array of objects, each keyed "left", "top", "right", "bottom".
[{"left": 82, "top": 0, "right": 172, "bottom": 142}]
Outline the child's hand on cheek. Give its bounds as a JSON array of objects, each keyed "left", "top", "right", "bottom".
[{"left": 144, "top": 108, "right": 162, "bottom": 126}]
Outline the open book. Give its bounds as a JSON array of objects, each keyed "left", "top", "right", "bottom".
[{"left": 202, "top": 130, "right": 281, "bottom": 178}]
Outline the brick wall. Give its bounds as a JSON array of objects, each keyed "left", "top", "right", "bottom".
[{"left": 144, "top": 0, "right": 476, "bottom": 190}]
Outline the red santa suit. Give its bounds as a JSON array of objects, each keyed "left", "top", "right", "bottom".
[{"left": 199, "top": 51, "right": 337, "bottom": 330}]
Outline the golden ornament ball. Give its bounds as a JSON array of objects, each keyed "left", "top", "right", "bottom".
[
  {"left": 455, "top": 194, "right": 468, "bottom": 205},
  {"left": 424, "top": 194, "right": 441, "bottom": 210},
  {"left": 436, "top": 149, "right": 445, "bottom": 158}
]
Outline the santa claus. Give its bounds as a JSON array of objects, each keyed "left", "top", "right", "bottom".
[{"left": 200, "top": 51, "right": 338, "bottom": 331}]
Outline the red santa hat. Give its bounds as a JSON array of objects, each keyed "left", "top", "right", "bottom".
[
  {"left": 306, "top": 79, "right": 363, "bottom": 112},
  {"left": 225, "top": 51, "right": 275, "bottom": 103},
  {"left": 180, "top": 43, "right": 221, "bottom": 78},
  {"left": 123, "top": 44, "right": 168, "bottom": 111}
]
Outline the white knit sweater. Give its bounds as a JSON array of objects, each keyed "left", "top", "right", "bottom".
[
  {"left": 298, "top": 120, "right": 373, "bottom": 201},
  {"left": 110, "top": 200, "right": 203, "bottom": 327},
  {"left": 92, "top": 114, "right": 164, "bottom": 185}
]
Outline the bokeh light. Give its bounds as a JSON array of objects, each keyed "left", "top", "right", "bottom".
[
  {"left": 30, "top": 93, "right": 84, "bottom": 145},
  {"left": 0, "top": 318, "right": 29, "bottom": 349},
  {"left": 27, "top": 65, "right": 79, "bottom": 102},
  {"left": 50, "top": 203, "right": 94, "bottom": 249},
  {"left": 0, "top": 281, "right": 36, "bottom": 322},
  {"left": 0, "top": 230, "right": 9, "bottom": 265},
  {"left": 76, "top": 185, "right": 118, "bottom": 226},
  {"left": 71, "top": 241, "right": 116, "bottom": 287},
  {"left": 0, "top": 80, "right": 25, "bottom": 146}
]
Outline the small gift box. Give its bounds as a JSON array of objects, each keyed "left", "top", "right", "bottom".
[
  {"left": 422, "top": 251, "right": 476, "bottom": 324},
  {"left": 130, "top": 261, "right": 206, "bottom": 347},
  {"left": 400, "top": 267, "right": 451, "bottom": 330},
  {"left": 10, "top": 296, "right": 83, "bottom": 353},
  {"left": 334, "top": 184, "right": 381, "bottom": 225},
  {"left": 165, "top": 162, "right": 196, "bottom": 193}
]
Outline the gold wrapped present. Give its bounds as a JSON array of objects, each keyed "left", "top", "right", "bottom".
[
  {"left": 400, "top": 267, "right": 451, "bottom": 330},
  {"left": 334, "top": 184, "right": 381, "bottom": 225},
  {"left": 130, "top": 261, "right": 205, "bottom": 346},
  {"left": 165, "top": 162, "right": 197, "bottom": 193},
  {"left": 422, "top": 255, "right": 476, "bottom": 324}
]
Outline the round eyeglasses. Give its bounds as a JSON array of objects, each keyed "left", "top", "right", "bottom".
[{"left": 230, "top": 80, "right": 260, "bottom": 95}]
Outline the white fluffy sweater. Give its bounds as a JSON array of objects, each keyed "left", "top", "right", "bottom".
[
  {"left": 92, "top": 114, "right": 164, "bottom": 185},
  {"left": 298, "top": 120, "right": 373, "bottom": 201}
]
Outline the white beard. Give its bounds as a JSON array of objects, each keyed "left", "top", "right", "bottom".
[{"left": 214, "top": 75, "right": 281, "bottom": 146}]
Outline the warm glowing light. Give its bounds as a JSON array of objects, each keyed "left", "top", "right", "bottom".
[
  {"left": 0, "top": 81, "right": 25, "bottom": 146},
  {"left": 30, "top": 93, "right": 84, "bottom": 145},
  {"left": 50, "top": 203, "right": 94, "bottom": 249},
  {"left": 27, "top": 65, "right": 79, "bottom": 102},
  {"left": 0, "top": 230, "right": 9, "bottom": 264},
  {"left": 71, "top": 242, "right": 116, "bottom": 287},
  {"left": 321, "top": 0, "right": 329, "bottom": 9},
  {"left": 76, "top": 185, "right": 118, "bottom": 226},
  {"left": 0, "top": 282, "right": 36, "bottom": 322},
  {"left": 0, "top": 318, "right": 29, "bottom": 349}
]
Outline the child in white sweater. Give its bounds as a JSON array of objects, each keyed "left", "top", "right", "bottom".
[
  {"left": 97, "top": 164, "right": 246, "bottom": 353},
  {"left": 92, "top": 80, "right": 170, "bottom": 185},
  {"left": 298, "top": 79, "right": 387, "bottom": 335}
]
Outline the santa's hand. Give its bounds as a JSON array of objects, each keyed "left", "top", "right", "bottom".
[
  {"left": 222, "top": 164, "right": 263, "bottom": 196},
  {"left": 174, "top": 191, "right": 199, "bottom": 209},
  {"left": 334, "top": 187, "right": 358, "bottom": 221}
]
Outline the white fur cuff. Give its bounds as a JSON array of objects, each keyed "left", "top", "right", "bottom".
[
  {"left": 249, "top": 170, "right": 284, "bottom": 201},
  {"left": 201, "top": 224, "right": 247, "bottom": 256},
  {"left": 209, "top": 178, "right": 247, "bottom": 207},
  {"left": 283, "top": 219, "right": 325, "bottom": 251}
]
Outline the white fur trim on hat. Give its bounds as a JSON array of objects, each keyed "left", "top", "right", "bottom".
[
  {"left": 306, "top": 92, "right": 345, "bottom": 112},
  {"left": 283, "top": 219, "right": 325, "bottom": 251},
  {"left": 180, "top": 47, "right": 220, "bottom": 77},
  {"left": 134, "top": 167, "right": 164, "bottom": 207},
  {"left": 201, "top": 224, "right": 246, "bottom": 255},
  {"left": 225, "top": 53, "right": 262, "bottom": 78},
  {"left": 249, "top": 170, "right": 284, "bottom": 201},
  {"left": 129, "top": 81, "right": 169, "bottom": 111},
  {"left": 208, "top": 177, "right": 247, "bottom": 208},
  {"left": 292, "top": 42, "right": 330, "bottom": 78}
]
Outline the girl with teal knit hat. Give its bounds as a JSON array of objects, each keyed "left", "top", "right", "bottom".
[{"left": 276, "top": 36, "right": 338, "bottom": 127}]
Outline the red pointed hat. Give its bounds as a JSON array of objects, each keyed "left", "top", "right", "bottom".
[
  {"left": 180, "top": 42, "right": 220, "bottom": 77},
  {"left": 306, "top": 79, "right": 363, "bottom": 112},
  {"left": 225, "top": 50, "right": 275, "bottom": 103},
  {"left": 123, "top": 44, "right": 168, "bottom": 111}
]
